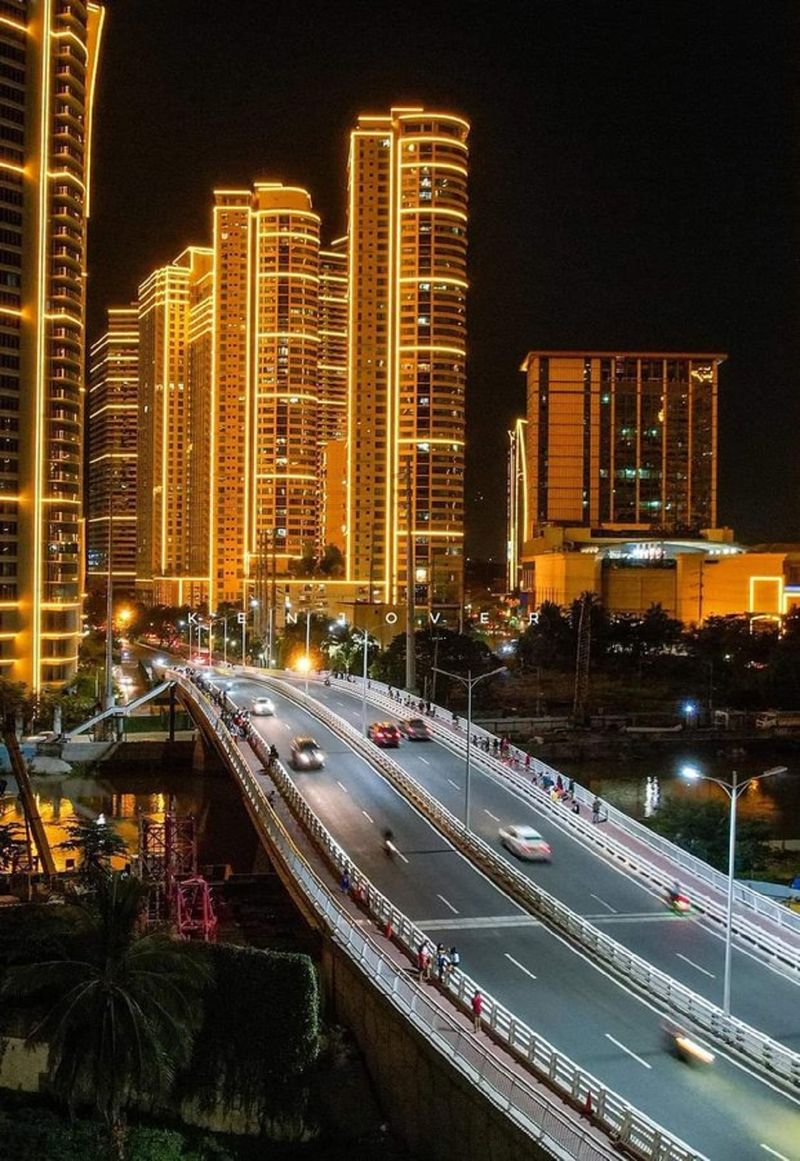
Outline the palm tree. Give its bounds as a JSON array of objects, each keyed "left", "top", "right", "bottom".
[{"left": 1, "top": 872, "right": 208, "bottom": 1155}]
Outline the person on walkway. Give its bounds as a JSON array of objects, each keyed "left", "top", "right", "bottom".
[
  {"left": 417, "top": 941, "right": 431, "bottom": 980},
  {"left": 471, "top": 989, "right": 483, "bottom": 1032},
  {"left": 524, "top": 753, "right": 531, "bottom": 772},
  {"left": 437, "top": 947, "right": 450, "bottom": 982},
  {"left": 592, "top": 796, "right": 601, "bottom": 824},
  {"left": 568, "top": 778, "right": 575, "bottom": 797},
  {"left": 340, "top": 868, "right": 351, "bottom": 894},
  {"left": 449, "top": 946, "right": 461, "bottom": 977}
]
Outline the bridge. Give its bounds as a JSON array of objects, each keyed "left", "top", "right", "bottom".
[{"left": 162, "top": 665, "right": 800, "bottom": 1160}]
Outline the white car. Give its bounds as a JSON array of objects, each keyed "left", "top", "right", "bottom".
[
  {"left": 499, "top": 824, "right": 551, "bottom": 862},
  {"left": 252, "top": 696, "right": 275, "bottom": 716}
]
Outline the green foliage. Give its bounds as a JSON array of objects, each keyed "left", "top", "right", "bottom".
[
  {"left": 1, "top": 873, "right": 209, "bottom": 1128},
  {"left": 0, "top": 820, "right": 24, "bottom": 872},
  {"left": 646, "top": 798, "right": 772, "bottom": 875},
  {"left": 57, "top": 815, "right": 128, "bottom": 873},
  {"left": 184, "top": 941, "right": 319, "bottom": 1120},
  {"left": 0, "top": 1105, "right": 234, "bottom": 1161},
  {"left": 372, "top": 627, "right": 498, "bottom": 694}
]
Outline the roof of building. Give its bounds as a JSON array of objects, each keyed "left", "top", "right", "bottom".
[{"left": 519, "top": 350, "right": 728, "bottom": 371}]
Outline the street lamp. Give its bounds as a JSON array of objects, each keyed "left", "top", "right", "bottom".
[
  {"left": 432, "top": 665, "right": 505, "bottom": 831},
  {"left": 681, "top": 763, "right": 787, "bottom": 1017},
  {"left": 682, "top": 701, "right": 697, "bottom": 728}
]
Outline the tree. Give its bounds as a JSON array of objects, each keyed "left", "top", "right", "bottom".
[
  {"left": 318, "top": 543, "right": 345, "bottom": 578},
  {"left": 1, "top": 873, "right": 208, "bottom": 1150},
  {"left": 0, "top": 819, "right": 25, "bottom": 873},
  {"left": 58, "top": 816, "right": 128, "bottom": 877},
  {"left": 517, "top": 601, "right": 572, "bottom": 671},
  {"left": 373, "top": 627, "right": 498, "bottom": 695},
  {"left": 646, "top": 798, "right": 771, "bottom": 875}
]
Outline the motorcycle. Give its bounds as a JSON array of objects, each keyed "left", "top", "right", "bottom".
[
  {"left": 324, "top": 677, "right": 331, "bottom": 687},
  {"left": 666, "top": 888, "right": 691, "bottom": 914}
]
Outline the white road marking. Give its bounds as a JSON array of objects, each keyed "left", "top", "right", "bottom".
[
  {"left": 676, "top": 952, "right": 716, "bottom": 979},
  {"left": 447, "top": 778, "right": 460, "bottom": 790},
  {"left": 605, "top": 1033, "right": 652, "bottom": 1070},
  {"left": 590, "top": 893, "right": 617, "bottom": 914},
  {"left": 504, "top": 952, "right": 537, "bottom": 980},
  {"left": 362, "top": 810, "right": 374, "bottom": 823},
  {"left": 761, "top": 1146, "right": 791, "bottom": 1161},
  {"left": 394, "top": 848, "right": 410, "bottom": 864},
  {"left": 336, "top": 780, "right": 348, "bottom": 793},
  {"left": 484, "top": 809, "right": 500, "bottom": 822},
  {"left": 437, "top": 893, "right": 459, "bottom": 914},
  {"left": 418, "top": 756, "right": 430, "bottom": 765}
]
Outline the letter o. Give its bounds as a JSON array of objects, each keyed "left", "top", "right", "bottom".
[{"left": 385, "top": 612, "right": 398, "bottom": 625}]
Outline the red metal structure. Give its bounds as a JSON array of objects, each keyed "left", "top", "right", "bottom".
[{"left": 137, "top": 808, "right": 216, "bottom": 940}]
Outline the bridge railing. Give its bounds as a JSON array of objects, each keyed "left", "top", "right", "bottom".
[
  {"left": 330, "top": 674, "right": 800, "bottom": 944},
  {"left": 272, "top": 677, "right": 800, "bottom": 1092},
  {"left": 176, "top": 672, "right": 703, "bottom": 1161}
]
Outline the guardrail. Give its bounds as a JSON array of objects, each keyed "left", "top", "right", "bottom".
[
  {"left": 330, "top": 674, "right": 800, "bottom": 946},
  {"left": 176, "top": 672, "right": 704, "bottom": 1161},
  {"left": 271, "top": 676, "right": 800, "bottom": 1093}
]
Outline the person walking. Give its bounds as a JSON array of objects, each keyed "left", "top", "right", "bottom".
[
  {"left": 418, "top": 940, "right": 431, "bottom": 981},
  {"left": 592, "top": 796, "right": 601, "bottom": 824},
  {"left": 437, "top": 946, "right": 449, "bottom": 982},
  {"left": 340, "top": 868, "right": 351, "bottom": 894},
  {"left": 448, "top": 946, "right": 461, "bottom": 978},
  {"left": 471, "top": 989, "right": 483, "bottom": 1032}
]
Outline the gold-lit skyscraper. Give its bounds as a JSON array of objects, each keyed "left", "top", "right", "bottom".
[
  {"left": 318, "top": 237, "right": 347, "bottom": 556},
  {"left": 520, "top": 351, "right": 724, "bottom": 538},
  {"left": 87, "top": 307, "right": 138, "bottom": 596},
  {"left": 346, "top": 107, "right": 468, "bottom": 611},
  {"left": 0, "top": 0, "right": 104, "bottom": 689},
  {"left": 210, "top": 182, "right": 320, "bottom": 609},
  {"left": 136, "top": 248, "right": 212, "bottom": 606}
]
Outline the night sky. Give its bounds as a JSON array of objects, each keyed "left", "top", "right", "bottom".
[{"left": 88, "top": 1, "right": 799, "bottom": 561}]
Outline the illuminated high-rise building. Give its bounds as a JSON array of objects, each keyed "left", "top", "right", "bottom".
[
  {"left": 136, "top": 247, "right": 212, "bottom": 606},
  {"left": 87, "top": 307, "right": 138, "bottom": 597},
  {"left": 210, "top": 182, "right": 320, "bottom": 609},
  {"left": 520, "top": 351, "right": 724, "bottom": 538},
  {"left": 318, "top": 237, "right": 347, "bottom": 556},
  {"left": 506, "top": 418, "right": 527, "bottom": 592},
  {"left": 0, "top": 1, "right": 104, "bottom": 689},
  {"left": 346, "top": 107, "right": 469, "bottom": 612}
]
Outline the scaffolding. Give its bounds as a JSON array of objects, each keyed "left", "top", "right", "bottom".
[{"left": 137, "top": 808, "right": 216, "bottom": 940}]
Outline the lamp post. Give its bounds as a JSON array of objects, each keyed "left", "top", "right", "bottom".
[
  {"left": 304, "top": 609, "right": 312, "bottom": 694},
  {"left": 359, "top": 628, "right": 370, "bottom": 739},
  {"left": 681, "top": 764, "right": 786, "bottom": 1017},
  {"left": 432, "top": 665, "right": 505, "bottom": 831}
]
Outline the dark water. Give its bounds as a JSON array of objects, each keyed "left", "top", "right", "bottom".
[
  {"left": 0, "top": 766, "right": 262, "bottom": 874},
  {"left": 555, "top": 745, "right": 800, "bottom": 841}
]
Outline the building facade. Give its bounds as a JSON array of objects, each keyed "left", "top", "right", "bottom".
[
  {"left": 87, "top": 306, "right": 138, "bottom": 596},
  {"left": 520, "top": 352, "right": 724, "bottom": 541},
  {"left": 346, "top": 107, "right": 469, "bottom": 611},
  {"left": 0, "top": 0, "right": 104, "bottom": 689}
]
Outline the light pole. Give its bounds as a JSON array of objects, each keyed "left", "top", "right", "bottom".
[
  {"left": 432, "top": 665, "right": 505, "bottom": 831},
  {"left": 681, "top": 764, "right": 786, "bottom": 1017},
  {"left": 304, "top": 608, "right": 312, "bottom": 694},
  {"left": 360, "top": 628, "right": 370, "bottom": 738}
]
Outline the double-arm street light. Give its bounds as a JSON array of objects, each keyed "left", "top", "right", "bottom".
[
  {"left": 432, "top": 665, "right": 505, "bottom": 831},
  {"left": 682, "top": 763, "right": 787, "bottom": 1017}
]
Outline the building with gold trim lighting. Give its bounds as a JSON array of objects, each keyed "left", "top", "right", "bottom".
[
  {"left": 346, "top": 107, "right": 468, "bottom": 613},
  {"left": 87, "top": 306, "right": 138, "bottom": 597},
  {"left": 0, "top": 0, "right": 104, "bottom": 689}
]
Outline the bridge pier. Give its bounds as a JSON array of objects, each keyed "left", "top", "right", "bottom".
[{"left": 192, "top": 729, "right": 229, "bottom": 777}]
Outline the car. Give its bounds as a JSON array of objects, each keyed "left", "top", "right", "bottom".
[
  {"left": 252, "top": 696, "right": 275, "bottom": 716},
  {"left": 290, "top": 736, "right": 325, "bottom": 770},
  {"left": 368, "top": 722, "right": 401, "bottom": 747},
  {"left": 400, "top": 717, "right": 432, "bottom": 741},
  {"left": 498, "top": 824, "right": 551, "bottom": 862}
]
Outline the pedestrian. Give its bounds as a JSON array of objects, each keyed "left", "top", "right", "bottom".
[
  {"left": 556, "top": 774, "right": 563, "bottom": 793},
  {"left": 492, "top": 737, "right": 499, "bottom": 754},
  {"left": 525, "top": 753, "right": 531, "bottom": 772},
  {"left": 568, "top": 778, "right": 575, "bottom": 797},
  {"left": 417, "top": 940, "right": 430, "bottom": 980},
  {"left": 340, "top": 868, "right": 351, "bottom": 894},
  {"left": 449, "top": 946, "right": 461, "bottom": 975},
  {"left": 572, "top": 800, "right": 580, "bottom": 815},
  {"left": 471, "top": 989, "right": 483, "bottom": 1032},
  {"left": 437, "top": 948, "right": 450, "bottom": 981},
  {"left": 592, "top": 796, "right": 601, "bottom": 824}
]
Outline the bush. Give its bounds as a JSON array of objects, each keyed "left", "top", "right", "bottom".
[{"left": 183, "top": 942, "right": 320, "bottom": 1120}]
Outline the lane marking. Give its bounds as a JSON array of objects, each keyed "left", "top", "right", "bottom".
[
  {"left": 416, "top": 914, "right": 542, "bottom": 931},
  {"left": 362, "top": 810, "right": 374, "bottom": 824},
  {"left": 590, "top": 893, "right": 618, "bottom": 914},
  {"left": 394, "top": 847, "right": 410, "bottom": 864},
  {"left": 418, "top": 756, "right": 430, "bottom": 765},
  {"left": 437, "top": 893, "right": 459, "bottom": 914},
  {"left": 484, "top": 808, "right": 500, "bottom": 822},
  {"left": 336, "top": 780, "right": 348, "bottom": 793},
  {"left": 676, "top": 952, "right": 716, "bottom": 979},
  {"left": 447, "top": 778, "right": 460, "bottom": 790},
  {"left": 504, "top": 952, "right": 537, "bottom": 980},
  {"left": 761, "top": 1147, "right": 791, "bottom": 1161},
  {"left": 605, "top": 1033, "right": 652, "bottom": 1070}
]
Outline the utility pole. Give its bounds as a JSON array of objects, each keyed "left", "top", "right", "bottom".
[{"left": 405, "top": 460, "right": 416, "bottom": 693}]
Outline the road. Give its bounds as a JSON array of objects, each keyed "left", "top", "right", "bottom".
[{"left": 217, "top": 671, "right": 800, "bottom": 1161}]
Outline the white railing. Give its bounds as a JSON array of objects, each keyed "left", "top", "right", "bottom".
[
  {"left": 176, "top": 673, "right": 704, "bottom": 1161},
  {"left": 270, "top": 676, "right": 800, "bottom": 1092},
  {"left": 330, "top": 674, "right": 800, "bottom": 947}
]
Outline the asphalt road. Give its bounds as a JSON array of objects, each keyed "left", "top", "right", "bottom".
[
  {"left": 216, "top": 672, "right": 800, "bottom": 1161},
  {"left": 300, "top": 679, "right": 800, "bottom": 1050}
]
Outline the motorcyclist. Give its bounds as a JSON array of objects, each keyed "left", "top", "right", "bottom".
[{"left": 383, "top": 828, "right": 396, "bottom": 856}]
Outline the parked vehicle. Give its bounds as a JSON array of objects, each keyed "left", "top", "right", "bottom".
[
  {"left": 498, "top": 824, "right": 551, "bottom": 862},
  {"left": 756, "top": 710, "right": 800, "bottom": 732},
  {"left": 368, "top": 722, "right": 401, "bottom": 748}
]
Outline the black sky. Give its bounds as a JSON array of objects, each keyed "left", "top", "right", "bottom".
[{"left": 88, "top": 0, "right": 800, "bottom": 560}]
